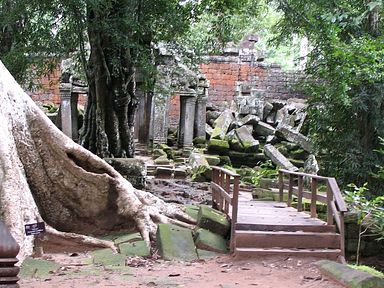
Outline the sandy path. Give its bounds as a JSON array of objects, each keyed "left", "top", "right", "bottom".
[{"left": 19, "top": 253, "right": 344, "bottom": 288}]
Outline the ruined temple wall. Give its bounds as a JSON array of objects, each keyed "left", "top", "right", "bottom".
[
  {"left": 200, "top": 55, "right": 305, "bottom": 108},
  {"left": 167, "top": 55, "right": 305, "bottom": 128}
]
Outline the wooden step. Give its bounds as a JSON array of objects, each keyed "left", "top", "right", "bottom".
[
  {"left": 235, "top": 230, "right": 341, "bottom": 249},
  {"left": 235, "top": 223, "right": 336, "bottom": 233},
  {"left": 235, "top": 247, "right": 341, "bottom": 260}
]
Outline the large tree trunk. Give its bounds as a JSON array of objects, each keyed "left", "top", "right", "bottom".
[
  {"left": 79, "top": 2, "right": 138, "bottom": 158},
  {"left": 0, "top": 60, "right": 195, "bottom": 262}
]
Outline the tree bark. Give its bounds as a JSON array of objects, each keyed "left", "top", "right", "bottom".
[
  {"left": 79, "top": 2, "right": 138, "bottom": 158},
  {"left": 0, "top": 60, "right": 195, "bottom": 262}
]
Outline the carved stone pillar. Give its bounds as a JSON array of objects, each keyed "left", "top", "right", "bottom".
[
  {"left": 152, "top": 84, "right": 170, "bottom": 146},
  {"left": 60, "top": 83, "right": 79, "bottom": 141},
  {"left": 178, "top": 90, "right": 197, "bottom": 150},
  {"left": 194, "top": 78, "right": 209, "bottom": 138}
]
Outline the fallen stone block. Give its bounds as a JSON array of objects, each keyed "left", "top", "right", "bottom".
[
  {"left": 185, "top": 204, "right": 200, "bottom": 221},
  {"left": 204, "top": 155, "right": 221, "bottom": 166},
  {"left": 91, "top": 248, "right": 126, "bottom": 266},
  {"left": 316, "top": 260, "right": 384, "bottom": 288},
  {"left": 156, "top": 224, "right": 198, "bottom": 261},
  {"left": 238, "top": 114, "right": 260, "bottom": 127},
  {"left": 276, "top": 126, "right": 312, "bottom": 152},
  {"left": 119, "top": 241, "right": 150, "bottom": 257},
  {"left": 173, "top": 168, "right": 188, "bottom": 179},
  {"left": 235, "top": 126, "right": 259, "bottom": 152},
  {"left": 207, "top": 139, "right": 230, "bottom": 154},
  {"left": 264, "top": 144, "right": 299, "bottom": 172},
  {"left": 211, "top": 110, "right": 235, "bottom": 140},
  {"left": 227, "top": 150, "right": 266, "bottom": 167},
  {"left": 155, "top": 167, "right": 173, "bottom": 179},
  {"left": 194, "top": 228, "right": 228, "bottom": 253},
  {"left": 197, "top": 205, "right": 230, "bottom": 237},
  {"left": 154, "top": 155, "right": 170, "bottom": 165},
  {"left": 255, "top": 121, "right": 276, "bottom": 136}
]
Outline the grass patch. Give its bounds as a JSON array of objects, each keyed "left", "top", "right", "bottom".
[{"left": 348, "top": 264, "right": 384, "bottom": 278}]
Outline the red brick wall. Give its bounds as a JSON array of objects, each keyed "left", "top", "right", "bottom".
[
  {"left": 28, "top": 67, "right": 61, "bottom": 104},
  {"left": 28, "top": 66, "right": 87, "bottom": 107}
]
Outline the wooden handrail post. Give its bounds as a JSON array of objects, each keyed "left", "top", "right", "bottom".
[
  {"left": 297, "top": 176, "right": 304, "bottom": 212},
  {"left": 288, "top": 174, "right": 294, "bottom": 207},
  {"left": 340, "top": 212, "right": 345, "bottom": 259},
  {"left": 278, "top": 170, "right": 284, "bottom": 202},
  {"left": 326, "top": 181, "right": 334, "bottom": 225},
  {"left": 230, "top": 175, "right": 240, "bottom": 253},
  {"left": 310, "top": 178, "right": 318, "bottom": 218}
]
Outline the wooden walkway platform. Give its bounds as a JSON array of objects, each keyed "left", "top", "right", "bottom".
[{"left": 211, "top": 167, "right": 348, "bottom": 262}]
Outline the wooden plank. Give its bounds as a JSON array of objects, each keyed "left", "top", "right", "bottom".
[
  {"left": 235, "top": 247, "right": 340, "bottom": 260},
  {"left": 235, "top": 231, "right": 341, "bottom": 249},
  {"left": 235, "top": 223, "right": 336, "bottom": 233}
]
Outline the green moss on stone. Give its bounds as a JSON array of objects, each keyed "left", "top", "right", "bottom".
[
  {"left": 197, "top": 205, "right": 230, "bottom": 237},
  {"left": 207, "top": 139, "right": 230, "bottom": 154},
  {"left": 194, "top": 228, "right": 228, "bottom": 253}
]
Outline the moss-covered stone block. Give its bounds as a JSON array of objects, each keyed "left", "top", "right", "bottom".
[
  {"left": 152, "top": 149, "right": 167, "bottom": 159},
  {"left": 252, "top": 187, "right": 276, "bottom": 200},
  {"left": 194, "top": 228, "right": 228, "bottom": 253},
  {"left": 204, "top": 155, "right": 221, "bottom": 166},
  {"left": 91, "top": 248, "right": 126, "bottom": 266},
  {"left": 207, "top": 139, "right": 230, "bottom": 154},
  {"left": 316, "top": 260, "right": 384, "bottom": 288},
  {"left": 156, "top": 224, "right": 198, "bottom": 261},
  {"left": 185, "top": 205, "right": 200, "bottom": 221},
  {"left": 219, "top": 156, "right": 232, "bottom": 166},
  {"left": 197, "top": 205, "right": 230, "bottom": 237},
  {"left": 119, "top": 241, "right": 150, "bottom": 257},
  {"left": 193, "top": 136, "right": 206, "bottom": 145},
  {"left": 20, "top": 258, "right": 60, "bottom": 279},
  {"left": 114, "top": 232, "right": 142, "bottom": 245},
  {"left": 154, "top": 155, "right": 170, "bottom": 165},
  {"left": 196, "top": 249, "right": 221, "bottom": 259}
]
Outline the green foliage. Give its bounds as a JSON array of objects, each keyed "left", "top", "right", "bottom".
[
  {"left": 240, "top": 161, "right": 278, "bottom": 186},
  {"left": 345, "top": 184, "right": 384, "bottom": 239},
  {"left": 180, "top": 0, "right": 300, "bottom": 69},
  {"left": 344, "top": 183, "right": 384, "bottom": 263},
  {"left": 274, "top": 0, "right": 384, "bottom": 192},
  {"left": 348, "top": 264, "right": 384, "bottom": 278}
]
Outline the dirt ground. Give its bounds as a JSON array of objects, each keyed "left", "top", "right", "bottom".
[{"left": 19, "top": 253, "right": 345, "bottom": 288}]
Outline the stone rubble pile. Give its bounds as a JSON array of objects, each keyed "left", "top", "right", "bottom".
[{"left": 202, "top": 98, "right": 316, "bottom": 173}]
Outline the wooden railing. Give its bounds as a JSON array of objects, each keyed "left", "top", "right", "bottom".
[
  {"left": 279, "top": 169, "right": 348, "bottom": 259},
  {"left": 211, "top": 166, "right": 240, "bottom": 252}
]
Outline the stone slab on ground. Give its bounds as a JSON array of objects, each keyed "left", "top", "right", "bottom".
[
  {"left": 156, "top": 223, "right": 198, "bottom": 261},
  {"left": 91, "top": 248, "right": 126, "bottom": 266},
  {"left": 197, "top": 205, "right": 230, "bottom": 237},
  {"left": 20, "top": 258, "right": 61, "bottom": 279},
  {"left": 315, "top": 260, "right": 384, "bottom": 288},
  {"left": 185, "top": 204, "right": 200, "bottom": 221},
  {"left": 194, "top": 228, "right": 228, "bottom": 253},
  {"left": 119, "top": 241, "right": 150, "bottom": 257}
]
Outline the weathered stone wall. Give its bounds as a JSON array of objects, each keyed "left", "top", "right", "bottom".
[
  {"left": 166, "top": 55, "right": 305, "bottom": 129},
  {"left": 200, "top": 55, "right": 305, "bottom": 107}
]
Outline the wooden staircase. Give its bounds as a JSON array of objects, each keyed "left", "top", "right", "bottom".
[
  {"left": 234, "top": 201, "right": 342, "bottom": 259},
  {"left": 211, "top": 167, "right": 348, "bottom": 262}
]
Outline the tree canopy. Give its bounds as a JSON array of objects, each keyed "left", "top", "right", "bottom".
[{"left": 274, "top": 0, "right": 384, "bottom": 193}]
